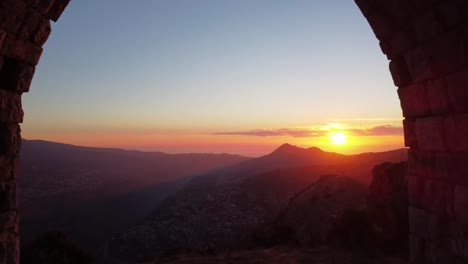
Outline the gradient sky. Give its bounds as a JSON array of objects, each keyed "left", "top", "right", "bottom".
[{"left": 22, "top": 0, "right": 404, "bottom": 157}]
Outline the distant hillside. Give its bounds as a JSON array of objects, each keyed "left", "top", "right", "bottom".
[
  {"left": 111, "top": 144, "right": 407, "bottom": 260},
  {"left": 19, "top": 139, "right": 250, "bottom": 254}
]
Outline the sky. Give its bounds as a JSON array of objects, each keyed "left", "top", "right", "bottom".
[{"left": 22, "top": 0, "right": 404, "bottom": 157}]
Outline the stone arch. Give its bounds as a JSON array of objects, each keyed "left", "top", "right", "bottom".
[{"left": 0, "top": 0, "right": 468, "bottom": 263}]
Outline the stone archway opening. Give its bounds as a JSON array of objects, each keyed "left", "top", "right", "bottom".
[{"left": 1, "top": 0, "right": 468, "bottom": 263}]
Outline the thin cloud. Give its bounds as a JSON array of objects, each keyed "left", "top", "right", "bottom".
[
  {"left": 214, "top": 125, "right": 403, "bottom": 138},
  {"left": 213, "top": 128, "right": 326, "bottom": 138},
  {"left": 347, "top": 125, "right": 403, "bottom": 136}
]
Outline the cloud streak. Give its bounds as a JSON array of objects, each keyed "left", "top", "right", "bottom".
[{"left": 214, "top": 125, "right": 403, "bottom": 138}]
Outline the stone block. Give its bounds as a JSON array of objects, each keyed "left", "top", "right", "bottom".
[
  {"left": 0, "top": 31, "right": 6, "bottom": 49},
  {"left": 408, "top": 173, "right": 425, "bottom": 208},
  {"left": 415, "top": 116, "right": 446, "bottom": 151},
  {"left": 5, "top": 239, "right": 18, "bottom": 264},
  {"left": 424, "top": 31, "right": 467, "bottom": 77},
  {"left": 404, "top": 47, "right": 436, "bottom": 83},
  {"left": 412, "top": 12, "right": 444, "bottom": 43},
  {"left": 0, "top": 90, "right": 22, "bottom": 123},
  {"left": 0, "top": 211, "right": 16, "bottom": 233},
  {"left": 404, "top": 118, "right": 417, "bottom": 147},
  {"left": 390, "top": 57, "right": 412, "bottom": 87},
  {"left": 426, "top": 78, "right": 451, "bottom": 115},
  {"left": 447, "top": 69, "right": 468, "bottom": 113},
  {"left": 0, "top": 57, "right": 35, "bottom": 93},
  {"left": 421, "top": 179, "right": 454, "bottom": 217},
  {"left": 410, "top": 234, "right": 426, "bottom": 264},
  {"left": 0, "top": 34, "right": 42, "bottom": 66},
  {"left": 0, "top": 0, "right": 27, "bottom": 35},
  {"left": 450, "top": 236, "right": 468, "bottom": 260},
  {"left": 426, "top": 242, "right": 465, "bottom": 264},
  {"left": 444, "top": 114, "right": 468, "bottom": 152},
  {"left": 409, "top": 150, "right": 468, "bottom": 187},
  {"left": 398, "top": 83, "right": 431, "bottom": 118},
  {"left": 409, "top": 207, "right": 451, "bottom": 241},
  {"left": 382, "top": 29, "right": 417, "bottom": 60},
  {"left": 0, "top": 157, "right": 14, "bottom": 182},
  {"left": 17, "top": 9, "right": 51, "bottom": 47},
  {"left": 367, "top": 11, "right": 395, "bottom": 41},
  {"left": 436, "top": 1, "right": 467, "bottom": 28},
  {"left": 454, "top": 185, "right": 468, "bottom": 232},
  {"left": 0, "top": 182, "right": 15, "bottom": 212},
  {"left": 0, "top": 124, "right": 20, "bottom": 157}
]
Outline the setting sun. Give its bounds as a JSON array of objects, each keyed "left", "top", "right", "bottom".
[{"left": 330, "top": 132, "right": 347, "bottom": 145}]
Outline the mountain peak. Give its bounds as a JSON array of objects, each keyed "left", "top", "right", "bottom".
[
  {"left": 274, "top": 143, "right": 299, "bottom": 153},
  {"left": 272, "top": 144, "right": 324, "bottom": 156},
  {"left": 307, "top": 146, "right": 323, "bottom": 152}
]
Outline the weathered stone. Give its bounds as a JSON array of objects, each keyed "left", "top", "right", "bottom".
[
  {"left": 367, "top": 162, "right": 408, "bottom": 253},
  {"left": 410, "top": 234, "right": 426, "bottom": 264},
  {"left": 421, "top": 179, "right": 454, "bottom": 217},
  {"left": 0, "top": 124, "right": 20, "bottom": 157},
  {"left": 450, "top": 236, "right": 468, "bottom": 260},
  {"left": 426, "top": 78, "right": 451, "bottom": 115},
  {"left": 390, "top": 57, "right": 412, "bottom": 87},
  {"left": 447, "top": 69, "right": 468, "bottom": 113},
  {"left": 409, "top": 207, "right": 451, "bottom": 242},
  {"left": 0, "top": 34, "right": 42, "bottom": 66},
  {"left": 0, "top": 211, "right": 16, "bottom": 233},
  {"left": 0, "top": 57, "right": 35, "bottom": 93},
  {"left": 444, "top": 114, "right": 468, "bottom": 152},
  {"left": 0, "top": 90, "right": 22, "bottom": 123},
  {"left": 426, "top": 242, "right": 465, "bottom": 264},
  {"left": 0, "top": 31, "right": 6, "bottom": 50},
  {"left": 454, "top": 186, "right": 468, "bottom": 232},
  {"left": 424, "top": 31, "right": 467, "bottom": 77},
  {"left": 404, "top": 47, "right": 435, "bottom": 83},
  {"left": 437, "top": 1, "right": 467, "bottom": 28},
  {"left": 412, "top": 12, "right": 444, "bottom": 43},
  {"left": 0, "top": 182, "right": 15, "bottom": 212},
  {"left": 408, "top": 173, "right": 425, "bottom": 208},
  {"left": 382, "top": 29, "right": 417, "bottom": 60},
  {"left": 408, "top": 150, "right": 468, "bottom": 187},
  {"left": 17, "top": 9, "right": 51, "bottom": 47},
  {"left": 0, "top": 157, "right": 14, "bottom": 182},
  {"left": 0, "top": 0, "right": 27, "bottom": 35},
  {"left": 415, "top": 116, "right": 446, "bottom": 151},
  {"left": 0, "top": 241, "right": 5, "bottom": 264},
  {"left": 379, "top": 0, "right": 415, "bottom": 28},
  {"left": 403, "top": 118, "right": 417, "bottom": 147},
  {"left": 5, "top": 240, "right": 18, "bottom": 264},
  {"left": 366, "top": 11, "right": 395, "bottom": 41},
  {"left": 398, "top": 83, "right": 430, "bottom": 118}
]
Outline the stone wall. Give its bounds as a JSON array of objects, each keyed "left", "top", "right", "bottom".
[
  {"left": 355, "top": 0, "right": 468, "bottom": 263},
  {"left": 0, "top": 0, "right": 466, "bottom": 263},
  {"left": 0, "top": 0, "right": 69, "bottom": 263}
]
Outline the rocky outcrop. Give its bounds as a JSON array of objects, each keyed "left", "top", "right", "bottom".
[
  {"left": 254, "top": 175, "right": 367, "bottom": 247},
  {"left": 367, "top": 162, "right": 408, "bottom": 256},
  {"left": 109, "top": 146, "right": 405, "bottom": 261}
]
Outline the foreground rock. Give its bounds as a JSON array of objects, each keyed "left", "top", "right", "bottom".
[{"left": 367, "top": 162, "right": 408, "bottom": 256}]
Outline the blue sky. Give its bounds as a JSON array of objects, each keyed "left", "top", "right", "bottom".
[{"left": 22, "top": 0, "right": 403, "bottom": 155}]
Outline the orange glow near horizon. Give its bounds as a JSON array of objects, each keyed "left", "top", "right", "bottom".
[{"left": 22, "top": 119, "right": 405, "bottom": 157}]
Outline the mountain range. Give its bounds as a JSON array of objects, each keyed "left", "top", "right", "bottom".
[
  {"left": 108, "top": 143, "right": 407, "bottom": 261},
  {"left": 20, "top": 139, "right": 249, "bottom": 253}
]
